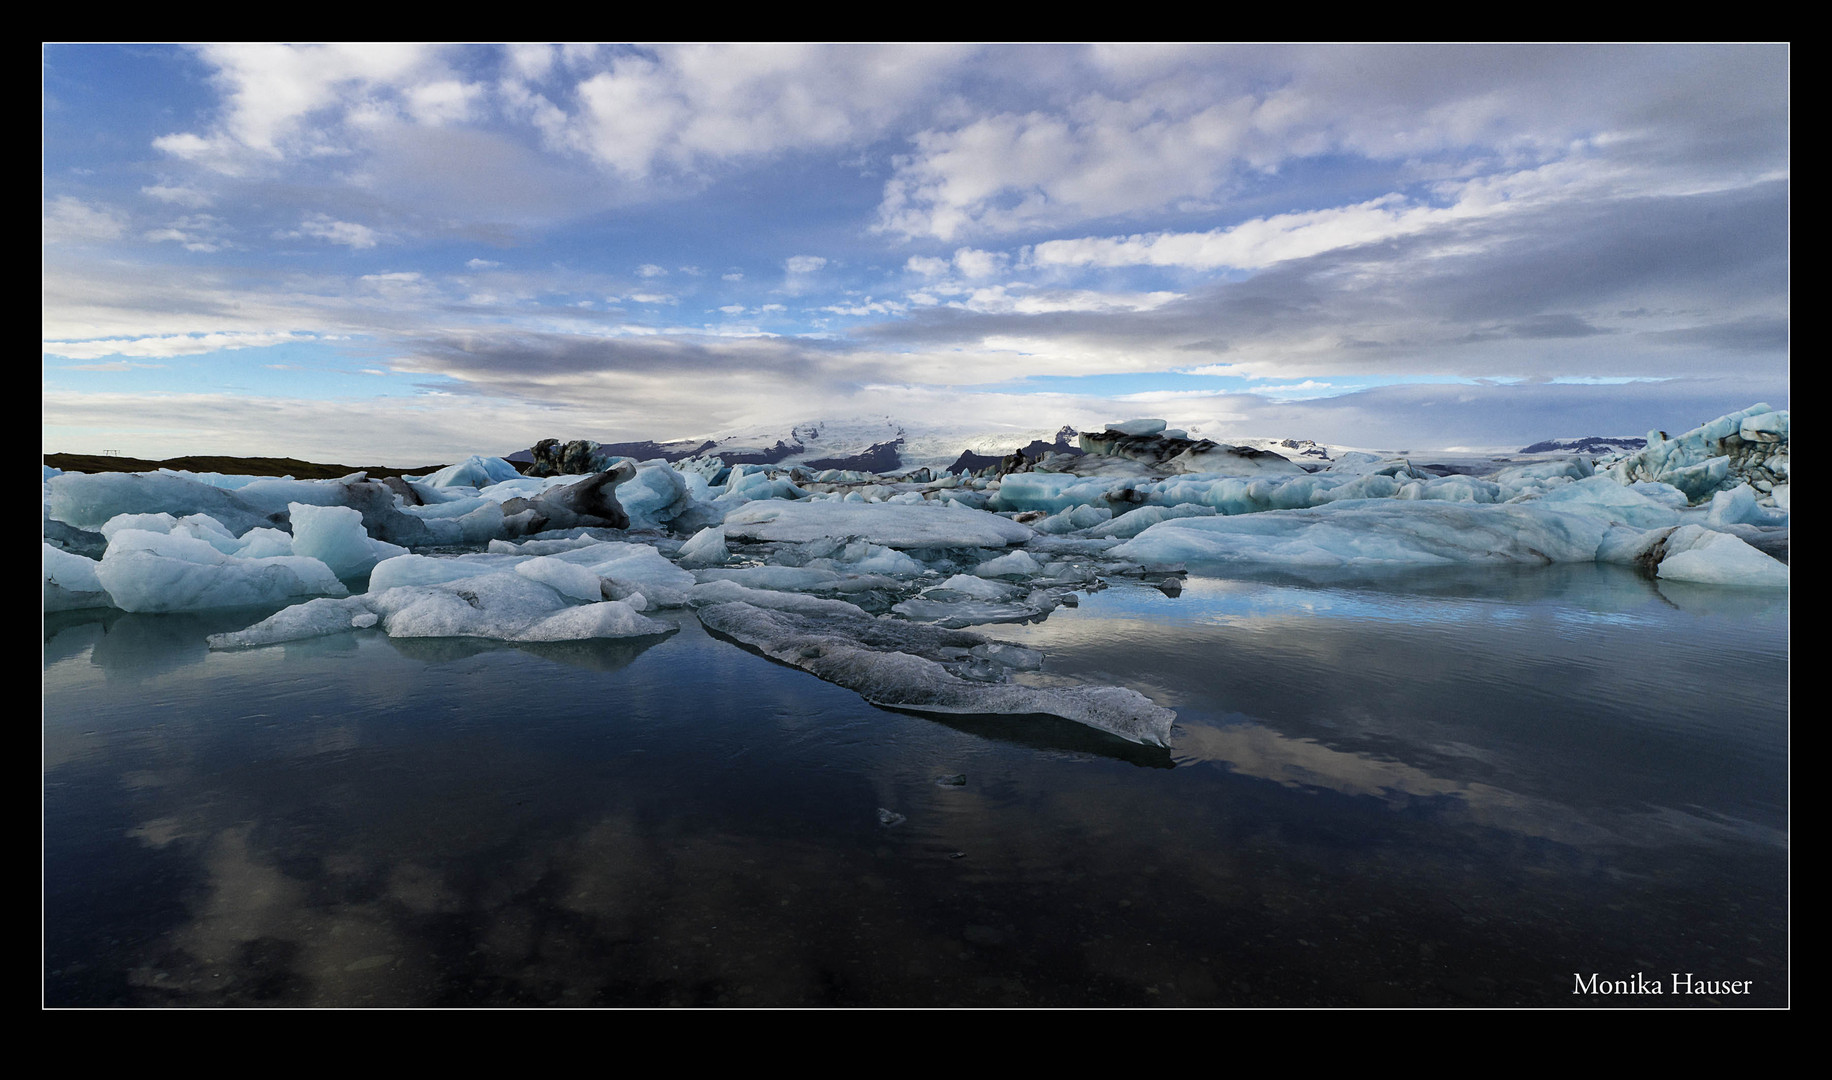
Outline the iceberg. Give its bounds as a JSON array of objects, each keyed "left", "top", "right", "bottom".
[
  {"left": 695, "top": 601, "right": 1175, "bottom": 746},
  {"left": 96, "top": 528, "right": 347, "bottom": 613},
  {"left": 721, "top": 500, "right": 1034, "bottom": 549}
]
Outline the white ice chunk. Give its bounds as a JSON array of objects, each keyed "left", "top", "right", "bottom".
[
  {"left": 618, "top": 463, "right": 698, "bottom": 530},
  {"left": 564, "top": 542, "right": 696, "bottom": 606},
  {"left": 96, "top": 529, "right": 347, "bottom": 612},
  {"left": 1705, "top": 484, "right": 1783, "bottom": 527},
  {"left": 974, "top": 550, "right": 1045, "bottom": 577},
  {"left": 929, "top": 574, "right": 1018, "bottom": 600},
  {"left": 48, "top": 472, "right": 278, "bottom": 535},
  {"left": 1113, "top": 499, "right": 1614, "bottom": 570},
  {"left": 1105, "top": 418, "right": 1168, "bottom": 436},
  {"left": 514, "top": 555, "right": 607, "bottom": 602},
  {"left": 814, "top": 541, "right": 924, "bottom": 576},
  {"left": 1032, "top": 504, "right": 1113, "bottom": 534},
  {"left": 421, "top": 454, "right": 524, "bottom": 489},
  {"left": 228, "top": 528, "right": 298, "bottom": 559},
  {"left": 1525, "top": 475, "right": 1684, "bottom": 530},
  {"left": 100, "top": 512, "right": 179, "bottom": 541},
  {"left": 477, "top": 474, "right": 580, "bottom": 502},
  {"left": 206, "top": 595, "right": 379, "bottom": 648},
  {"left": 677, "top": 526, "right": 732, "bottom": 567},
  {"left": 369, "top": 571, "right": 669, "bottom": 641},
  {"left": 170, "top": 513, "right": 240, "bottom": 548},
  {"left": 513, "top": 600, "right": 670, "bottom": 641},
  {"left": 1085, "top": 504, "right": 1217, "bottom": 539},
  {"left": 43, "top": 544, "right": 112, "bottom": 611},
  {"left": 722, "top": 499, "right": 1033, "bottom": 548},
  {"left": 368, "top": 553, "right": 512, "bottom": 592},
  {"left": 688, "top": 580, "right": 870, "bottom": 617},
  {"left": 1655, "top": 526, "right": 1789, "bottom": 588},
  {"left": 288, "top": 502, "right": 409, "bottom": 578}
]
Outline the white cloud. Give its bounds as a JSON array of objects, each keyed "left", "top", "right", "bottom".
[
  {"left": 552, "top": 44, "right": 973, "bottom": 179},
  {"left": 905, "top": 255, "right": 949, "bottom": 277},
  {"left": 43, "top": 197, "right": 127, "bottom": 243},
  {"left": 637, "top": 263, "right": 668, "bottom": 277},
  {"left": 156, "top": 43, "right": 439, "bottom": 169},
  {"left": 291, "top": 215, "right": 383, "bottom": 249},
  {"left": 62, "top": 360, "right": 167, "bottom": 372},
  {"left": 466, "top": 258, "right": 501, "bottom": 269},
  {"left": 951, "top": 247, "right": 1008, "bottom": 278},
  {"left": 405, "top": 79, "right": 484, "bottom": 126},
  {"left": 142, "top": 213, "right": 229, "bottom": 253},
  {"left": 874, "top": 45, "right": 1789, "bottom": 240},
  {"left": 821, "top": 298, "right": 906, "bottom": 317},
  {"left": 945, "top": 284, "right": 1184, "bottom": 316},
  {"left": 141, "top": 184, "right": 213, "bottom": 208},
  {"left": 1029, "top": 195, "right": 1492, "bottom": 272},
  {"left": 43, "top": 331, "right": 323, "bottom": 360},
  {"left": 784, "top": 255, "right": 827, "bottom": 274},
  {"left": 722, "top": 272, "right": 745, "bottom": 282},
  {"left": 876, "top": 96, "right": 1256, "bottom": 240}
]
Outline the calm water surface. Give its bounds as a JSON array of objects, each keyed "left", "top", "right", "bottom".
[{"left": 43, "top": 564, "right": 1788, "bottom": 1006}]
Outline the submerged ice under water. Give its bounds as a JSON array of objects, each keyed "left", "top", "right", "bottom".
[{"left": 43, "top": 564, "right": 1787, "bottom": 1007}]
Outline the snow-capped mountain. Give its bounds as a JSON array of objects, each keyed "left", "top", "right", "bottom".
[{"left": 1517, "top": 436, "right": 1649, "bottom": 456}]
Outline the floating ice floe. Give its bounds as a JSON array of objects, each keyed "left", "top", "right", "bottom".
[
  {"left": 97, "top": 528, "right": 348, "bottom": 613},
  {"left": 695, "top": 601, "right": 1174, "bottom": 747},
  {"left": 721, "top": 499, "right": 1034, "bottom": 549}
]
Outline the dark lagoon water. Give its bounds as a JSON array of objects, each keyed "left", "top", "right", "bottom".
[{"left": 43, "top": 564, "right": 1788, "bottom": 1007}]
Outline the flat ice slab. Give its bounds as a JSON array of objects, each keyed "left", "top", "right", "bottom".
[
  {"left": 695, "top": 600, "right": 1174, "bottom": 746},
  {"left": 721, "top": 499, "right": 1034, "bottom": 549}
]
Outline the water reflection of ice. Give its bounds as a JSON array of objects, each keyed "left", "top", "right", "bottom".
[{"left": 43, "top": 571, "right": 1789, "bottom": 1006}]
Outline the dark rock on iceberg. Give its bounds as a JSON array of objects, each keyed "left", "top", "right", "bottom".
[
  {"left": 501, "top": 461, "right": 637, "bottom": 533},
  {"left": 523, "top": 439, "right": 627, "bottom": 477}
]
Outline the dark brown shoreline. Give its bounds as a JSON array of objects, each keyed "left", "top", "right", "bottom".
[{"left": 43, "top": 453, "right": 452, "bottom": 481}]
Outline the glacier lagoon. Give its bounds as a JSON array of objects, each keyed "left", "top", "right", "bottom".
[{"left": 44, "top": 562, "right": 1787, "bottom": 1007}]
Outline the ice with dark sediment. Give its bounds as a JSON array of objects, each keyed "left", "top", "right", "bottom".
[
  {"left": 694, "top": 600, "right": 1175, "bottom": 747},
  {"left": 720, "top": 499, "right": 1034, "bottom": 548}
]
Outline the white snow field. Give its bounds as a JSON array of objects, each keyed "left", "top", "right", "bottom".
[{"left": 44, "top": 406, "right": 1788, "bottom": 745}]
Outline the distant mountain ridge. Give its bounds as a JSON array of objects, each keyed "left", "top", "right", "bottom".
[{"left": 1517, "top": 436, "right": 1648, "bottom": 455}]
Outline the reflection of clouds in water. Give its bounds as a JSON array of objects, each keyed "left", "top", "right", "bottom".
[
  {"left": 1175, "top": 720, "right": 1619, "bottom": 846},
  {"left": 128, "top": 824, "right": 415, "bottom": 1005}
]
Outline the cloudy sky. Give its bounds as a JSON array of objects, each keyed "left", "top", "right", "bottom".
[{"left": 43, "top": 44, "right": 1789, "bottom": 462}]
